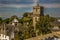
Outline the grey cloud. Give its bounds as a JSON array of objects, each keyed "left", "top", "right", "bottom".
[{"left": 0, "top": 3, "right": 60, "bottom": 8}]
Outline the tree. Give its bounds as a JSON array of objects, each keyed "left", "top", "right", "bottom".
[
  {"left": 29, "top": 26, "right": 36, "bottom": 37},
  {"left": 18, "top": 31, "right": 24, "bottom": 40},
  {"left": 22, "top": 17, "right": 32, "bottom": 23},
  {"left": 11, "top": 15, "right": 18, "bottom": 19},
  {"left": 23, "top": 12, "right": 28, "bottom": 17},
  {"left": 9, "top": 15, "right": 19, "bottom": 23},
  {"left": 3, "top": 18, "right": 10, "bottom": 24},
  {"left": 36, "top": 15, "right": 52, "bottom": 35},
  {"left": 0, "top": 17, "right": 2, "bottom": 24},
  {"left": 45, "top": 14, "right": 55, "bottom": 22},
  {"left": 19, "top": 19, "right": 23, "bottom": 24}
]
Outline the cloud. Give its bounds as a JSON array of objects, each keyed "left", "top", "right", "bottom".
[
  {"left": 0, "top": 3, "right": 60, "bottom": 8},
  {"left": 0, "top": 4, "right": 33, "bottom": 8},
  {"left": 0, "top": 0, "right": 39, "bottom": 8},
  {"left": 33, "top": 0, "right": 39, "bottom": 5},
  {"left": 40, "top": 3, "right": 60, "bottom": 8},
  {"left": 0, "top": 0, "right": 60, "bottom": 8}
]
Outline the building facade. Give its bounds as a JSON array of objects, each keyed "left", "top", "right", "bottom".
[
  {"left": 32, "top": 4, "right": 44, "bottom": 31},
  {"left": 0, "top": 34, "right": 9, "bottom": 40}
]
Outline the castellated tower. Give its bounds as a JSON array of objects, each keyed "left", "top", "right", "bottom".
[{"left": 33, "top": 4, "right": 44, "bottom": 31}]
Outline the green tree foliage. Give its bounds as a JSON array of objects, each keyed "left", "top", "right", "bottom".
[
  {"left": 9, "top": 15, "right": 19, "bottom": 23},
  {"left": 3, "top": 15, "right": 19, "bottom": 24},
  {"left": 22, "top": 17, "right": 32, "bottom": 23},
  {"left": 18, "top": 31, "right": 24, "bottom": 40},
  {"left": 49, "top": 17, "right": 56, "bottom": 22},
  {"left": 11, "top": 15, "right": 18, "bottom": 19},
  {"left": 45, "top": 14, "right": 55, "bottom": 22},
  {"left": 0, "top": 17, "right": 2, "bottom": 24},
  {"left": 3, "top": 18, "right": 10, "bottom": 24},
  {"left": 23, "top": 12, "right": 28, "bottom": 17},
  {"left": 29, "top": 26, "right": 36, "bottom": 37},
  {"left": 19, "top": 12, "right": 32, "bottom": 24},
  {"left": 19, "top": 19, "right": 23, "bottom": 24},
  {"left": 36, "top": 15, "right": 52, "bottom": 35},
  {"left": 18, "top": 26, "right": 35, "bottom": 40}
]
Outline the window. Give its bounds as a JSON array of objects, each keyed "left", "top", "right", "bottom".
[{"left": 36, "top": 9, "right": 37, "bottom": 12}]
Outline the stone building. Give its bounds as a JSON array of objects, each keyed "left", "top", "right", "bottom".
[
  {"left": 32, "top": 4, "right": 44, "bottom": 31},
  {"left": 0, "top": 34, "right": 9, "bottom": 40},
  {"left": 0, "top": 18, "right": 19, "bottom": 40},
  {"left": 0, "top": 23, "right": 15, "bottom": 40}
]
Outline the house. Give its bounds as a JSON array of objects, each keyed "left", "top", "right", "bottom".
[
  {"left": 12, "top": 18, "right": 19, "bottom": 26},
  {"left": 0, "top": 21, "right": 19, "bottom": 40},
  {"left": 0, "top": 34, "right": 9, "bottom": 40}
]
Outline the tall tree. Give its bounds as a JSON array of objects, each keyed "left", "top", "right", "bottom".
[
  {"left": 0, "top": 17, "right": 2, "bottom": 24},
  {"left": 23, "top": 12, "right": 29, "bottom": 17},
  {"left": 36, "top": 15, "right": 52, "bottom": 35},
  {"left": 3, "top": 18, "right": 10, "bottom": 24}
]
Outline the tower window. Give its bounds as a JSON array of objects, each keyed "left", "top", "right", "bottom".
[
  {"left": 33, "top": 8, "right": 35, "bottom": 9},
  {"left": 36, "top": 9, "right": 37, "bottom": 12}
]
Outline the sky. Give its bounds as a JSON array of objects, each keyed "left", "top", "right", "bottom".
[{"left": 0, "top": 0, "right": 60, "bottom": 18}]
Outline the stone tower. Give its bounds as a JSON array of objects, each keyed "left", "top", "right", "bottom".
[{"left": 33, "top": 4, "right": 44, "bottom": 31}]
